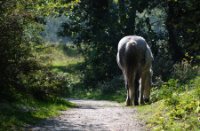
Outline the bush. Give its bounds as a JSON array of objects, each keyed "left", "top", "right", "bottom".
[
  {"left": 18, "top": 68, "right": 70, "bottom": 100},
  {"left": 0, "top": 1, "right": 33, "bottom": 101},
  {"left": 98, "top": 76, "right": 124, "bottom": 94},
  {"left": 0, "top": 1, "right": 70, "bottom": 101},
  {"left": 151, "top": 61, "right": 200, "bottom": 102},
  {"left": 172, "top": 59, "right": 200, "bottom": 83},
  {"left": 151, "top": 79, "right": 179, "bottom": 102}
]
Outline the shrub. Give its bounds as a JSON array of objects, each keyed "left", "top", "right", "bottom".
[
  {"left": 98, "top": 76, "right": 124, "bottom": 94},
  {"left": 144, "top": 76, "right": 200, "bottom": 130},
  {"left": 151, "top": 79, "right": 179, "bottom": 102},
  {"left": 0, "top": 1, "right": 33, "bottom": 101},
  {"left": 0, "top": 1, "right": 70, "bottom": 101},
  {"left": 172, "top": 59, "right": 200, "bottom": 83},
  {"left": 18, "top": 68, "right": 70, "bottom": 100},
  {"left": 151, "top": 61, "right": 200, "bottom": 103}
]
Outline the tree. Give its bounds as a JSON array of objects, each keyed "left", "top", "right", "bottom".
[
  {"left": 60, "top": 0, "right": 200, "bottom": 86},
  {"left": 61, "top": 0, "right": 158, "bottom": 87},
  {"left": 0, "top": 0, "right": 71, "bottom": 101},
  {"left": 0, "top": 0, "right": 32, "bottom": 100},
  {"left": 164, "top": 0, "right": 200, "bottom": 62}
]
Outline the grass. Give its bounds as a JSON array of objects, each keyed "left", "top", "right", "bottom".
[
  {"left": 34, "top": 44, "right": 84, "bottom": 67},
  {"left": 0, "top": 97, "right": 75, "bottom": 131},
  {"left": 69, "top": 87, "right": 126, "bottom": 103},
  {"left": 137, "top": 76, "right": 200, "bottom": 130},
  {"left": 39, "top": 44, "right": 84, "bottom": 86}
]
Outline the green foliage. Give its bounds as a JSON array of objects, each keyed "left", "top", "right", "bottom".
[
  {"left": 70, "top": 76, "right": 126, "bottom": 103},
  {"left": 18, "top": 69, "right": 70, "bottom": 100},
  {"left": 28, "top": 44, "right": 85, "bottom": 100},
  {"left": 139, "top": 61, "right": 200, "bottom": 130},
  {"left": 61, "top": 0, "right": 123, "bottom": 87},
  {"left": 0, "top": 0, "right": 200, "bottom": 129},
  {"left": 172, "top": 59, "right": 200, "bottom": 83},
  {"left": 70, "top": 88, "right": 126, "bottom": 103},
  {"left": 0, "top": 0, "right": 74, "bottom": 101},
  {"left": 0, "top": 3, "right": 74, "bottom": 130},
  {"left": 138, "top": 75, "right": 200, "bottom": 130},
  {"left": 0, "top": 0, "right": 35, "bottom": 101},
  {"left": 162, "top": 0, "right": 200, "bottom": 63},
  {"left": 0, "top": 36, "right": 79, "bottom": 129},
  {"left": 151, "top": 61, "right": 200, "bottom": 102},
  {"left": 151, "top": 79, "right": 179, "bottom": 102},
  {"left": 59, "top": 0, "right": 200, "bottom": 85},
  {"left": 98, "top": 76, "right": 124, "bottom": 94}
]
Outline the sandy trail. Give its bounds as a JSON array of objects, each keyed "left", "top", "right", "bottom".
[{"left": 29, "top": 99, "right": 145, "bottom": 131}]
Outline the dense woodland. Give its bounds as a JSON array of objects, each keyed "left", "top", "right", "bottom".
[{"left": 0, "top": 0, "right": 200, "bottom": 130}]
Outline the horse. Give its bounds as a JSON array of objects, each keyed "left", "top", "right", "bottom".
[{"left": 117, "top": 35, "right": 153, "bottom": 106}]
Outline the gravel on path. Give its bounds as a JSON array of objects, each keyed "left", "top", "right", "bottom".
[{"left": 28, "top": 99, "right": 146, "bottom": 131}]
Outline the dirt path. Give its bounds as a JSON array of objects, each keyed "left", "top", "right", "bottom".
[{"left": 29, "top": 99, "right": 146, "bottom": 131}]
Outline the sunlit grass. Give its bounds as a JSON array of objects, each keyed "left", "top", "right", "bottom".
[
  {"left": 113, "top": 0, "right": 118, "bottom": 4},
  {"left": 31, "top": 99, "right": 75, "bottom": 119},
  {"left": 34, "top": 44, "right": 84, "bottom": 86},
  {"left": 34, "top": 44, "right": 84, "bottom": 67}
]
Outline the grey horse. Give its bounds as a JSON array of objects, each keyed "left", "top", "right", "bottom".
[{"left": 117, "top": 35, "right": 153, "bottom": 106}]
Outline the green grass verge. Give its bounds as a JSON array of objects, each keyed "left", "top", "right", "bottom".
[{"left": 0, "top": 98, "right": 75, "bottom": 131}]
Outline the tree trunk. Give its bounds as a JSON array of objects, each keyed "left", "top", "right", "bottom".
[
  {"left": 127, "top": 0, "right": 136, "bottom": 35},
  {"left": 165, "top": 1, "right": 184, "bottom": 62},
  {"left": 118, "top": 0, "right": 136, "bottom": 35},
  {"left": 118, "top": 0, "right": 126, "bottom": 35}
]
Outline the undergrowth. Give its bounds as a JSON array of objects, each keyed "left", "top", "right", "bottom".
[
  {"left": 137, "top": 66, "right": 200, "bottom": 130},
  {"left": 69, "top": 75, "right": 126, "bottom": 103}
]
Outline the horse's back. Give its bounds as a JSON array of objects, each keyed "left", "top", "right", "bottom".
[
  {"left": 118, "top": 35, "right": 146, "bottom": 50},
  {"left": 117, "top": 35, "right": 148, "bottom": 69}
]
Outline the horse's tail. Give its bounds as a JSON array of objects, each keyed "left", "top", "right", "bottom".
[
  {"left": 124, "top": 40, "right": 139, "bottom": 105},
  {"left": 124, "top": 40, "right": 139, "bottom": 82}
]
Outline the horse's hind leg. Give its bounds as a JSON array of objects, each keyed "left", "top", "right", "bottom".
[
  {"left": 126, "top": 81, "right": 131, "bottom": 106},
  {"left": 143, "top": 69, "right": 152, "bottom": 103},
  {"left": 139, "top": 73, "right": 145, "bottom": 105},
  {"left": 139, "top": 75, "right": 146, "bottom": 105},
  {"left": 123, "top": 71, "right": 131, "bottom": 106},
  {"left": 127, "top": 71, "right": 137, "bottom": 106},
  {"left": 140, "top": 69, "right": 152, "bottom": 104},
  {"left": 134, "top": 72, "right": 139, "bottom": 105}
]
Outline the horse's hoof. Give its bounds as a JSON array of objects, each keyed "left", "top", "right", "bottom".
[
  {"left": 144, "top": 98, "right": 150, "bottom": 103},
  {"left": 134, "top": 101, "right": 139, "bottom": 106},
  {"left": 126, "top": 99, "right": 132, "bottom": 106}
]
